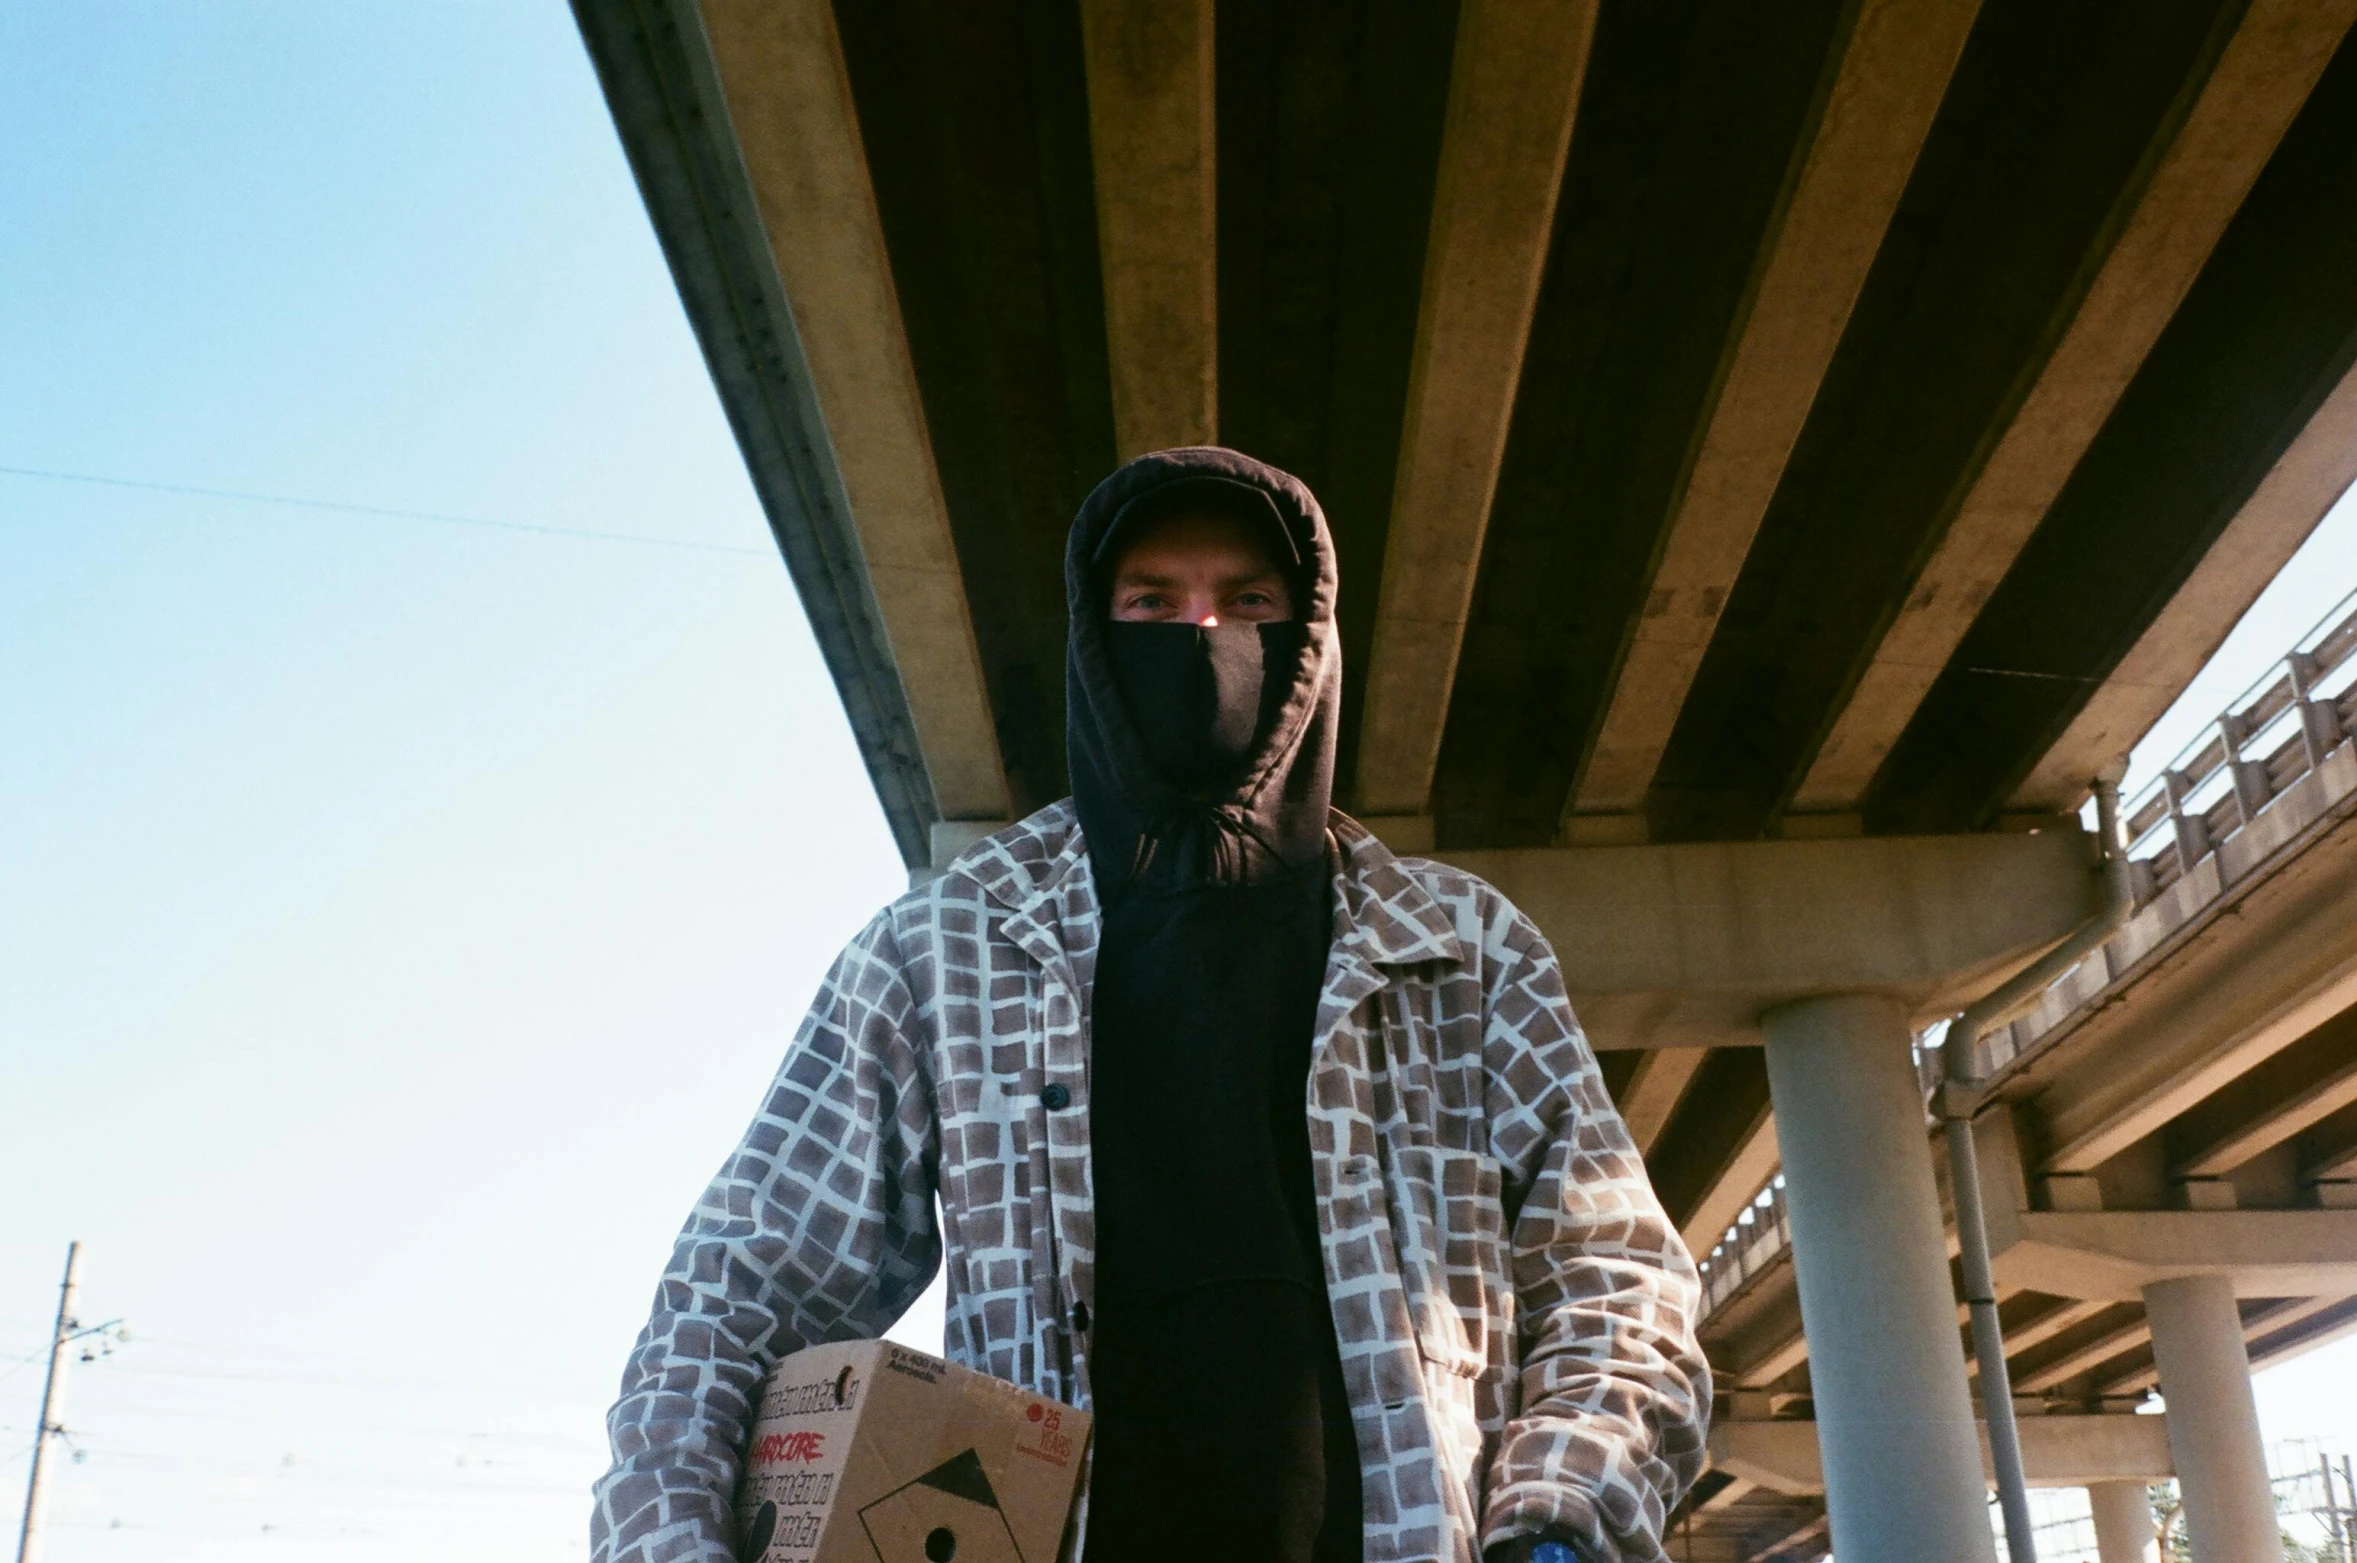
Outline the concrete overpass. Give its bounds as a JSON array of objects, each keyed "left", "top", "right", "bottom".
[
  {"left": 1694, "top": 586, "right": 2357, "bottom": 1558},
  {"left": 571, "top": 2, "right": 2357, "bottom": 1558}
]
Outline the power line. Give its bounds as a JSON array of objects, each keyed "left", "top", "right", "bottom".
[
  {"left": 68, "top": 1449, "right": 592, "bottom": 1496},
  {"left": 50, "top": 1516, "right": 577, "bottom": 1541},
  {"left": 38, "top": 1396, "right": 593, "bottom": 1447},
  {"left": 0, "top": 462, "right": 769, "bottom": 558},
  {"left": 97, "top": 1358, "right": 596, "bottom": 1401},
  {"left": 61, "top": 1521, "right": 572, "bottom": 1535}
]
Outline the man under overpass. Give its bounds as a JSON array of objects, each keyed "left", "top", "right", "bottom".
[{"left": 591, "top": 446, "right": 1710, "bottom": 1563}]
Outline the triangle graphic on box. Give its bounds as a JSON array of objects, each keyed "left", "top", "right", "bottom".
[{"left": 912, "top": 1448, "right": 1001, "bottom": 1510}]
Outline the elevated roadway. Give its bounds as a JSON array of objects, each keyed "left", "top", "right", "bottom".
[{"left": 573, "top": 4, "right": 2357, "bottom": 1557}]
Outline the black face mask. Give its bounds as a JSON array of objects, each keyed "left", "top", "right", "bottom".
[{"left": 1103, "top": 621, "right": 1306, "bottom": 796}]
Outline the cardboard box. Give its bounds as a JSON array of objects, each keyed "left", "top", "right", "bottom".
[{"left": 733, "top": 1339, "right": 1091, "bottom": 1563}]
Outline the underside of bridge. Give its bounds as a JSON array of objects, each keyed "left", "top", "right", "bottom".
[{"left": 575, "top": 2, "right": 2357, "bottom": 1557}]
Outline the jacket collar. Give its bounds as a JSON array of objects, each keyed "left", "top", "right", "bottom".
[
  {"left": 957, "top": 801, "right": 1087, "bottom": 912},
  {"left": 951, "top": 801, "right": 1094, "bottom": 980},
  {"left": 1325, "top": 812, "right": 1464, "bottom": 968},
  {"left": 951, "top": 801, "right": 1463, "bottom": 970}
]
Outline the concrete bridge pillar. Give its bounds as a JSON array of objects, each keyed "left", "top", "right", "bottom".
[
  {"left": 2087, "top": 1480, "right": 2160, "bottom": 1563},
  {"left": 1761, "top": 993, "right": 1998, "bottom": 1563},
  {"left": 2143, "top": 1273, "right": 2281, "bottom": 1563}
]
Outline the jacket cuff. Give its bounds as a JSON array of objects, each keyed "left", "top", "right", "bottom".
[
  {"left": 1484, "top": 1528, "right": 1588, "bottom": 1563},
  {"left": 1482, "top": 1480, "right": 1628, "bottom": 1563}
]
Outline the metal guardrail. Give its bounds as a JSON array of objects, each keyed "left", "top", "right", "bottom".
[
  {"left": 1697, "top": 585, "right": 2357, "bottom": 1317},
  {"left": 1960, "top": 581, "right": 2357, "bottom": 1085}
]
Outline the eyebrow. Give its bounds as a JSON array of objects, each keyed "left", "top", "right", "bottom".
[{"left": 1111, "top": 566, "right": 1287, "bottom": 589}]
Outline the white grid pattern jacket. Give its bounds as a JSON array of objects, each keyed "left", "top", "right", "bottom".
[{"left": 592, "top": 804, "right": 1709, "bottom": 1563}]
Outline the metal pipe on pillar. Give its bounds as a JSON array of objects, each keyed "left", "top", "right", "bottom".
[
  {"left": 1942, "top": 764, "right": 2134, "bottom": 1563},
  {"left": 1763, "top": 991, "right": 1999, "bottom": 1563}
]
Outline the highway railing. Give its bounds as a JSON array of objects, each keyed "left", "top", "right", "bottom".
[{"left": 1957, "top": 581, "right": 2357, "bottom": 1086}]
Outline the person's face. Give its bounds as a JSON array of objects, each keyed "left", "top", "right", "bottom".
[{"left": 1105, "top": 510, "right": 1295, "bottom": 626}]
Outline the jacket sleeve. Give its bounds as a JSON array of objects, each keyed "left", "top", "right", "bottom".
[
  {"left": 590, "top": 909, "right": 941, "bottom": 1563},
  {"left": 1476, "top": 903, "right": 1711, "bottom": 1563}
]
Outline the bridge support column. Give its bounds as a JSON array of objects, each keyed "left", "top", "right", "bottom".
[
  {"left": 1762, "top": 993, "right": 1997, "bottom": 1563},
  {"left": 2144, "top": 1273, "right": 2281, "bottom": 1563},
  {"left": 2087, "top": 1480, "right": 2160, "bottom": 1563}
]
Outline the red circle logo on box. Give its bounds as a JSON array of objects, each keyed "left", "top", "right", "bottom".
[{"left": 1026, "top": 1403, "right": 1044, "bottom": 1422}]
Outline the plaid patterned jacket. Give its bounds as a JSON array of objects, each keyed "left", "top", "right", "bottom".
[{"left": 593, "top": 803, "right": 1709, "bottom": 1563}]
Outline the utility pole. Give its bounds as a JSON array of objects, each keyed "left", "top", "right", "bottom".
[
  {"left": 15, "top": 1242, "right": 80, "bottom": 1563},
  {"left": 2340, "top": 1455, "right": 2357, "bottom": 1563},
  {"left": 2324, "top": 1452, "right": 2347, "bottom": 1563}
]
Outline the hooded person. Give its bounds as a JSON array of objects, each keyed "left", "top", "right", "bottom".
[
  {"left": 1062, "top": 451, "right": 1357, "bottom": 1560},
  {"left": 590, "top": 448, "right": 1712, "bottom": 1563}
]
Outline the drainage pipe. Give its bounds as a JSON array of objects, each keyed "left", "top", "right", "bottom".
[{"left": 1942, "top": 763, "right": 2133, "bottom": 1563}]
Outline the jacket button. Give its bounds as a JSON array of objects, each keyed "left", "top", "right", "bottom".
[
  {"left": 1040, "top": 1083, "right": 1071, "bottom": 1110},
  {"left": 1071, "top": 1301, "right": 1091, "bottom": 1332}
]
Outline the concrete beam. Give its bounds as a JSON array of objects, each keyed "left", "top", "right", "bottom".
[
  {"left": 1570, "top": 0, "right": 1980, "bottom": 816},
  {"left": 2249, "top": 1296, "right": 2357, "bottom": 1369},
  {"left": 2032, "top": 832, "right": 2357, "bottom": 1172},
  {"left": 2304, "top": 1107, "right": 2357, "bottom": 1182},
  {"left": 1951, "top": 1286, "right": 2112, "bottom": 1388},
  {"left": 1988, "top": 1208, "right": 2357, "bottom": 1300},
  {"left": 1707, "top": 1414, "right": 2174, "bottom": 1498},
  {"left": 698, "top": 0, "right": 1012, "bottom": 825},
  {"left": 1615, "top": 1046, "right": 1708, "bottom": 1154},
  {"left": 1695, "top": 1474, "right": 1756, "bottom": 1514},
  {"left": 2016, "top": 356, "right": 2357, "bottom": 812},
  {"left": 1748, "top": 1510, "right": 1829, "bottom": 1563},
  {"left": 1708, "top": 1285, "right": 1810, "bottom": 1389},
  {"left": 1439, "top": 826, "right": 2097, "bottom": 1050},
  {"left": 1710, "top": 1286, "right": 2095, "bottom": 1395},
  {"left": 1735, "top": 1318, "right": 1812, "bottom": 1391},
  {"left": 1681, "top": 1116, "right": 1781, "bottom": 1259},
  {"left": 2176, "top": 1016, "right": 2357, "bottom": 1177},
  {"left": 1354, "top": 0, "right": 1595, "bottom": 815},
  {"left": 1991, "top": 1296, "right": 2113, "bottom": 1371},
  {"left": 2102, "top": 1293, "right": 2354, "bottom": 1395},
  {"left": 2015, "top": 1307, "right": 2152, "bottom": 1393},
  {"left": 1079, "top": 0, "right": 1216, "bottom": 457},
  {"left": 1794, "top": 0, "right": 2357, "bottom": 810}
]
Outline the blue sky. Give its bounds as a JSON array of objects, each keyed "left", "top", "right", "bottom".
[
  {"left": 1, "top": 6, "right": 912, "bottom": 1557},
  {"left": 0, "top": 5, "right": 2349, "bottom": 1559}
]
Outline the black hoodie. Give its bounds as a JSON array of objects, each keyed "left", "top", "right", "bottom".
[{"left": 1065, "top": 448, "right": 1360, "bottom": 1563}]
